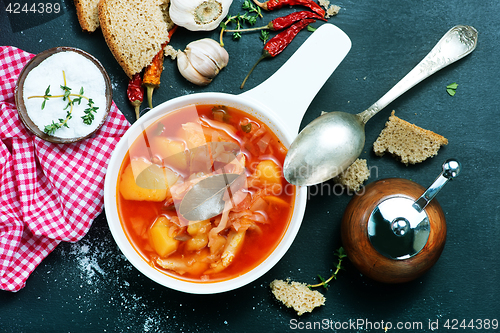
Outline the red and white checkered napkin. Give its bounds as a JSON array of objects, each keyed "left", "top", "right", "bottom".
[{"left": 0, "top": 46, "right": 131, "bottom": 291}]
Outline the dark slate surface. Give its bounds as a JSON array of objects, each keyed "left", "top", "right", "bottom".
[{"left": 1, "top": 0, "right": 499, "bottom": 332}]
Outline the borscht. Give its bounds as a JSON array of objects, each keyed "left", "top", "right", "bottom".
[{"left": 116, "top": 104, "right": 295, "bottom": 282}]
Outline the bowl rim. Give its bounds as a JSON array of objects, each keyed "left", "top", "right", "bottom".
[
  {"left": 14, "top": 46, "right": 113, "bottom": 144},
  {"left": 104, "top": 92, "right": 308, "bottom": 294}
]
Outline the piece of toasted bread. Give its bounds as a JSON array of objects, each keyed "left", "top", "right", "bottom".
[
  {"left": 270, "top": 279, "right": 325, "bottom": 316},
  {"left": 98, "top": 0, "right": 174, "bottom": 78},
  {"left": 373, "top": 111, "right": 448, "bottom": 164},
  {"left": 334, "top": 158, "right": 370, "bottom": 192},
  {"left": 74, "top": 0, "right": 101, "bottom": 32}
]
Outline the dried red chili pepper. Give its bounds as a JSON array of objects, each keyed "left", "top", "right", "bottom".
[
  {"left": 253, "top": 0, "right": 326, "bottom": 18},
  {"left": 142, "top": 45, "right": 165, "bottom": 109},
  {"left": 127, "top": 73, "right": 144, "bottom": 120},
  {"left": 224, "top": 11, "right": 325, "bottom": 33},
  {"left": 272, "top": 10, "right": 326, "bottom": 30},
  {"left": 142, "top": 25, "right": 178, "bottom": 109},
  {"left": 240, "top": 18, "right": 315, "bottom": 89}
]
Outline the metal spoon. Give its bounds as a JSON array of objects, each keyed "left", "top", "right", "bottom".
[{"left": 284, "top": 25, "right": 478, "bottom": 186}]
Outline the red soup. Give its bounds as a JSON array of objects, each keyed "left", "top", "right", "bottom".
[{"left": 117, "top": 104, "right": 295, "bottom": 282}]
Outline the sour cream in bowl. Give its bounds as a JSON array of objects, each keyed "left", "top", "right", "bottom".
[{"left": 15, "top": 47, "right": 112, "bottom": 144}]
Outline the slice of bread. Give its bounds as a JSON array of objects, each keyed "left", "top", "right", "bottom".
[
  {"left": 270, "top": 279, "right": 325, "bottom": 316},
  {"left": 373, "top": 111, "right": 448, "bottom": 165},
  {"left": 334, "top": 158, "right": 370, "bottom": 192},
  {"left": 98, "top": 0, "right": 174, "bottom": 78},
  {"left": 74, "top": 0, "right": 101, "bottom": 32}
]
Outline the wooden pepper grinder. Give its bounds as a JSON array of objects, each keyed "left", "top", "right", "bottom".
[{"left": 341, "top": 159, "right": 461, "bottom": 283}]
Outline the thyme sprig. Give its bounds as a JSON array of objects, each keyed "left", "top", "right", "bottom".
[
  {"left": 260, "top": 30, "right": 270, "bottom": 44},
  {"left": 308, "top": 247, "right": 347, "bottom": 289},
  {"left": 82, "top": 99, "right": 98, "bottom": 125},
  {"left": 28, "top": 71, "right": 99, "bottom": 135},
  {"left": 219, "top": 0, "right": 262, "bottom": 46},
  {"left": 242, "top": 0, "right": 263, "bottom": 18}
]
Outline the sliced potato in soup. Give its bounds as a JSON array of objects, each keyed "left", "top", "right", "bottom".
[
  {"left": 119, "top": 158, "right": 178, "bottom": 201},
  {"left": 150, "top": 137, "right": 188, "bottom": 171}
]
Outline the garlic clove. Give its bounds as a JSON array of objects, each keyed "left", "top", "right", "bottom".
[
  {"left": 177, "top": 38, "right": 229, "bottom": 86},
  {"left": 187, "top": 38, "right": 229, "bottom": 76},
  {"left": 185, "top": 49, "right": 219, "bottom": 79},
  {"left": 177, "top": 51, "right": 213, "bottom": 86},
  {"left": 169, "top": 0, "right": 233, "bottom": 31}
]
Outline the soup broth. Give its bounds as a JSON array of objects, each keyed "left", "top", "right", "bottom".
[{"left": 117, "top": 104, "right": 295, "bottom": 282}]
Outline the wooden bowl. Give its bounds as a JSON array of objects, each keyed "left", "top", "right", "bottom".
[
  {"left": 15, "top": 47, "right": 112, "bottom": 144},
  {"left": 341, "top": 178, "right": 447, "bottom": 283}
]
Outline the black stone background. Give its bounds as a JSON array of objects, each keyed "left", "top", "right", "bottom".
[{"left": 1, "top": 0, "right": 499, "bottom": 332}]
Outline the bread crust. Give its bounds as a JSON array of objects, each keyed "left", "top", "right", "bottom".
[
  {"left": 98, "top": 0, "right": 173, "bottom": 78},
  {"left": 334, "top": 158, "right": 370, "bottom": 192},
  {"left": 373, "top": 111, "right": 448, "bottom": 164},
  {"left": 74, "top": 0, "right": 101, "bottom": 32},
  {"left": 270, "top": 279, "right": 325, "bottom": 316}
]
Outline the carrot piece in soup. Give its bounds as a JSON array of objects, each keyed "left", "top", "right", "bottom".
[
  {"left": 262, "top": 195, "right": 289, "bottom": 207},
  {"left": 256, "top": 160, "right": 282, "bottom": 184}
]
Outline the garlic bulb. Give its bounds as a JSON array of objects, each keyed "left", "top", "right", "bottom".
[
  {"left": 177, "top": 38, "right": 229, "bottom": 86},
  {"left": 169, "top": 0, "right": 233, "bottom": 31}
]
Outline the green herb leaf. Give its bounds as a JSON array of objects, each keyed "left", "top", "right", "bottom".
[
  {"left": 242, "top": 0, "right": 261, "bottom": 16},
  {"left": 60, "top": 85, "right": 72, "bottom": 101},
  {"left": 241, "top": 123, "right": 252, "bottom": 133},
  {"left": 260, "top": 30, "right": 270, "bottom": 44},
  {"left": 335, "top": 247, "right": 347, "bottom": 259},
  {"left": 307, "top": 247, "right": 345, "bottom": 290},
  {"left": 447, "top": 88, "right": 456, "bottom": 96},
  {"left": 73, "top": 96, "right": 82, "bottom": 105},
  {"left": 317, "top": 275, "right": 329, "bottom": 289},
  {"left": 82, "top": 99, "right": 98, "bottom": 125},
  {"left": 242, "top": 0, "right": 252, "bottom": 10},
  {"left": 44, "top": 121, "right": 61, "bottom": 136},
  {"left": 446, "top": 82, "right": 458, "bottom": 96},
  {"left": 221, "top": 0, "right": 262, "bottom": 46},
  {"left": 31, "top": 70, "right": 98, "bottom": 135},
  {"left": 248, "top": 15, "right": 257, "bottom": 25}
]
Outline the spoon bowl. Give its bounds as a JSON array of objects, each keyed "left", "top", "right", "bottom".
[
  {"left": 284, "top": 111, "right": 365, "bottom": 185},
  {"left": 284, "top": 25, "right": 478, "bottom": 186}
]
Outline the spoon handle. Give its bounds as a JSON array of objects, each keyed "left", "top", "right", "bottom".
[
  {"left": 358, "top": 25, "right": 478, "bottom": 124},
  {"left": 413, "top": 159, "right": 461, "bottom": 212}
]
